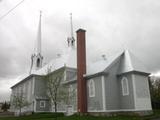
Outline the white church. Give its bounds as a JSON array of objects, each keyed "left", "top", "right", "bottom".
[{"left": 10, "top": 13, "right": 152, "bottom": 116}]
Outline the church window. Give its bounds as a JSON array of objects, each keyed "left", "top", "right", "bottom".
[
  {"left": 121, "top": 77, "right": 129, "bottom": 96},
  {"left": 37, "top": 58, "right": 40, "bottom": 67},
  {"left": 40, "top": 101, "right": 45, "bottom": 108},
  {"left": 89, "top": 79, "right": 95, "bottom": 97}
]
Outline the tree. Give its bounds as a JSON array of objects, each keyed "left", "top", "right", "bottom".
[
  {"left": 46, "top": 67, "right": 66, "bottom": 113},
  {"left": 11, "top": 90, "right": 30, "bottom": 116},
  {"left": 1, "top": 101, "right": 10, "bottom": 112},
  {"left": 149, "top": 76, "right": 160, "bottom": 109},
  {"left": 46, "top": 66, "right": 77, "bottom": 117}
]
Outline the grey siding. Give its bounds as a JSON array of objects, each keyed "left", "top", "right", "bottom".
[
  {"left": 66, "top": 68, "right": 77, "bottom": 81},
  {"left": 134, "top": 74, "right": 152, "bottom": 110},
  {"left": 134, "top": 74, "right": 150, "bottom": 98},
  {"left": 34, "top": 76, "right": 47, "bottom": 97},
  {"left": 104, "top": 58, "right": 121, "bottom": 110},
  {"left": 87, "top": 76, "right": 103, "bottom": 111},
  {"left": 34, "top": 76, "right": 50, "bottom": 112},
  {"left": 118, "top": 74, "right": 135, "bottom": 109},
  {"left": 68, "top": 83, "right": 77, "bottom": 111},
  {"left": 10, "top": 77, "right": 34, "bottom": 112},
  {"left": 57, "top": 104, "right": 66, "bottom": 112}
]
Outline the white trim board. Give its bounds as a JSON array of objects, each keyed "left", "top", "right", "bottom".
[
  {"left": 32, "top": 78, "right": 35, "bottom": 95},
  {"left": 101, "top": 76, "right": 106, "bottom": 111},
  {"left": 132, "top": 74, "right": 137, "bottom": 109}
]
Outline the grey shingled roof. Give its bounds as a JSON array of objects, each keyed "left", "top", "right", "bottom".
[
  {"left": 12, "top": 49, "right": 150, "bottom": 88},
  {"left": 86, "top": 50, "right": 150, "bottom": 76},
  {"left": 86, "top": 50, "right": 123, "bottom": 75},
  {"left": 33, "top": 47, "right": 77, "bottom": 75},
  {"left": 117, "top": 50, "right": 150, "bottom": 74}
]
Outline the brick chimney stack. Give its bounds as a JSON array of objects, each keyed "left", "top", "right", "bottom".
[{"left": 76, "top": 29, "right": 87, "bottom": 113}]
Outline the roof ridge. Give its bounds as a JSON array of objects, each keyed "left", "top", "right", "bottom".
[{"left": 124, "top": 50, "right": 134, "bottom": 71}]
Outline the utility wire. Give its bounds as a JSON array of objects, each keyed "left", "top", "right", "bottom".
[{"left": 0, "top": 0, "right": 25, "bottom": 21}]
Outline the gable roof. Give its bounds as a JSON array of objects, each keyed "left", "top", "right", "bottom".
[
  {"left": 11, "top": 74, "right": 44, "bottom": 89},
  {"left": 86, "top": 50, "right": 150, "bottom": 77},
  {"left": 11, "top": 48, "right": 76, "bottom": 88},
  {"left": 117, "top": 50, "right": 150, "bottom": 75},
  {"left": 12, "top": 49, "right": 150, "bottom": 88},
  {"left": 86, "top": 50, "right": 124, "bottom": 76}
]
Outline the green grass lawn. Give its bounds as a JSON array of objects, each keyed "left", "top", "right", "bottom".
[
  {"left": 0, "top": 111, "right": 160, "bottom": 120},
  {"left": 0, "top": 115, "right": 142, "bottom": 120}
]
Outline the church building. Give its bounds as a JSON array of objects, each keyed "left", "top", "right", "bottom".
[{"left": 10, "top": 13, "right": 152, "bottom": 115}]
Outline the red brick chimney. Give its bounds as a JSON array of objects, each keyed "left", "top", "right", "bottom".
[{"left": 76, "top": 29, "right": 87, "bottom": 113}]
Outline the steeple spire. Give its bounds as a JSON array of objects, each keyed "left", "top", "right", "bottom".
[
  {"left": 67, "top": 13, "right": 75, "bottom": 48},
  {"left": 36, "top": 11, "right": 42, "bottom": 54},
  {"left": 30, "top": 11, "right": 43, "bottom": 74},
  {"left": 70, "top": 13, "right": 73, "bottom": 39}
]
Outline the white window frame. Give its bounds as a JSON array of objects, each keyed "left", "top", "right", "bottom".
[
  {"left": 40, "top": 100, "right": 46, "bottom": 108},
  {"left": 89, "top": 79, "right": 95, "bottom": 97},
  {"left": 121, "top": 77, "right": 129, "bottom": 96}
]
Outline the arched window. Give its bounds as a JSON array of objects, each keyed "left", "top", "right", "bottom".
[
  {"left": 121, "top": 77, "right": 129, "bottom": 96},
  {"left": 89, "top": 79, "right": 95, "bottom": 97},
  {"left": 37, "top": 58, "right": 40, "bottom": 67}
]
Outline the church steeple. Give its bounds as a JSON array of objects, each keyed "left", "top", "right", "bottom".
[
  {"left": 30, "top": 11, "right": 43, "bottom": 74},
  {"left": 36, "top": 11, "right": 42, "bottom": 55},
  {"left": 67, "top": 13, "right": 75, "bottom": 48}
]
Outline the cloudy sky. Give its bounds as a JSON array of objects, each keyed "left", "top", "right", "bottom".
[{"left": 0, "top": 0, "right": 160, "bottom": 101}]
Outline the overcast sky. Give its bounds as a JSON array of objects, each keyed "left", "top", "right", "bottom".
[{"left": 0, "top": 0, "right": 160, "bottom": 102}]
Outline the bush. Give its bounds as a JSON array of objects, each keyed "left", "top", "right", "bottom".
[
  {"left": 152, "top": 100, "right": 160, "bottom": 109},
  {"left": 1, "top": 102, "right": 10, "bottom": 112}
]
